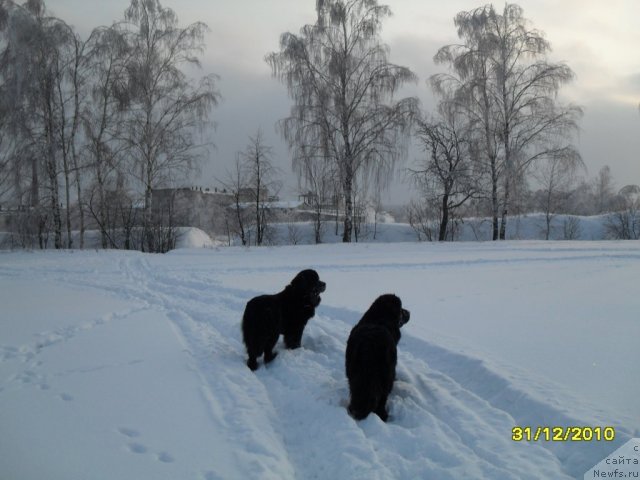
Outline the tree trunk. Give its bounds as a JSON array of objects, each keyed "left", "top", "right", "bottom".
[
  {"left": 235, "top": 196, "right": 246, "bottom": 246},
  {"left": 544, "top": 187, "right": 552, "bottom": 240},
  {"left": 342, "top": 186, "right": 353, "bottom": 243},
  {"left": 73, "top": 148, "right": 84, "bottom": 249},
  {"left": 314, "top": 201, "right": 322, "bottom": 244},
  {"left": 30, "top": 156, "right": 44, "bottom": 249},
  {"left": 45, "top": 91, "right": 62, "bottom": 249},
  {"left": 342, "top": 163, "right": 353, "bottom": 243},
  {"left": 144, "top": 154, "right": 153, "bottom": 252},
  {"left": 491, "top": 162, "right": 499, "bottom": 241},
  {"left": 439, "top": 193, "right": 449, "bottom": 242},
  {"left": 96, "top": 160, "right": 109, "bottom": 249},
  {"left": 499, "top": 177, "right": 509, "bottom": 240},
  {"left": 47, "top": 152, "right": 62, "bottom": 250},
  {"left": 62, "top": 155, "right": 72, "bottom": 248}
]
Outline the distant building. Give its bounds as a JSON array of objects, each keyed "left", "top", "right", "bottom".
[
  {"left": 151, "top": 187, "right": 235, "bottom": 232},
  {"left": 297, "top": 191, "right": 343, "bottom": 210}
]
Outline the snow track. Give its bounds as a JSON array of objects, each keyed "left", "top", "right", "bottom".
[{"left": 2, "top": 243, "right": 638, "bottom": 479}]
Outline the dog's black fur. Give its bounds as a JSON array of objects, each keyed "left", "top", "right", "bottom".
[
  {"left": 242, "top": 269, "right": 326, "bottom": 371},
  {"left": 345, "top": 294, "right": 410, "bottom": 422}
]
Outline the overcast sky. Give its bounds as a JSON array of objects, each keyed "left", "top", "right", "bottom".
[{"left": 49, "top": 0, "right": 640, "bottom": 203}]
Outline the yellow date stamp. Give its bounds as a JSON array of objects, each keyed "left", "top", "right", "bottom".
[{"left": 512, "top": 426, "right": 616, "bottom": 442}]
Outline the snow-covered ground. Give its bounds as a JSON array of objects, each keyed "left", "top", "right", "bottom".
[{"left": 1, "top": 240, "right": 639, "bottom": 479}]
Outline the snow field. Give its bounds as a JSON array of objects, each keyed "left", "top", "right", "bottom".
[{"left": 1, "top": 241, "right": 639, "bottom": 479}]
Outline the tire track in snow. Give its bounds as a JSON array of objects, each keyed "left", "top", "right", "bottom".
[{"left": 164, "top": 251, "right": 640, "bottom": 278}]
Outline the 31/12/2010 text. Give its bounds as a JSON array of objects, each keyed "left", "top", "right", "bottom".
[{"left": 512, "top": 426, "right": 616, "bottom": 442}]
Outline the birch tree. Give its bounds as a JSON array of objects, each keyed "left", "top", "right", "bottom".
[
  {"left": 434, "top": 3, "right": 582, "bottom": 240},
  {"left": 83, "top": 24, "right": 131, "bottom": 249},
  {"left": 53, "top": 21, "right": 91, "bottom": 248},
  {"left": 593, "top": 165, "right": 615, "bottom": 214},
  {"left": 0, "top": 0, "right": 91, "bottom": 249},
  {"left": 239, "top": 131, "right": 281, "bottom": 246},
  {"left": 121, "top": 0, "right": 219, "bottom": 251},
  {"left": 297, "top": 144, "right": 337, "bottom": 243},
  {"left": 533, "top": 152, "right": 584, "bottom": 239},
  {"left": 0, "top": 0, "right": 70, "bottom": 248},
  {"left": 267, "top": 0, "right": 417, "bottom": 242}
]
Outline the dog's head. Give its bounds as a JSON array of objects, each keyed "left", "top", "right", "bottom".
[
  {"left": 290, "top": 269, "right": 326, "bottom": 305},
  {"left": 362, "top": 294, "right": 410, "bottom": 330}
]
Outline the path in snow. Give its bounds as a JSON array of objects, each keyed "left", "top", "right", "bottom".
[{"left": 109, "top": 255, "right": 575, "bottom": 479}]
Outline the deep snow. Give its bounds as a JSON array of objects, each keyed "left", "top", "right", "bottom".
[{"left": 1, "top": 240, "right": 639, "bottom": 479}]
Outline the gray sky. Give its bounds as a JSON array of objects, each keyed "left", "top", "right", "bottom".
[{"left": 50, "top": 0, "right": 640, "bottom": 203}]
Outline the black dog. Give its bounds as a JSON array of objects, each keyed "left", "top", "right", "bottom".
[
  {"left": 345, "top": 294, "right": 410, "bottom": 422},
  {"left": 242, "top": 269, "right": 326, "bottom": 371}
]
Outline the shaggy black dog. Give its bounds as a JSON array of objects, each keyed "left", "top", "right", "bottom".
[
  {"left": 345, "top": 294, "right": 410, "bottom": 422},
  {"left": 242, "top": 269, "right": 326, "bottom": 371}
]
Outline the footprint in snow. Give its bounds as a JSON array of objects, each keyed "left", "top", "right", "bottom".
[
  {"left": 117, "top": 427, "right": 140, "bottom": 438},
  {"left": 156, "top": 452, "right": 174, "bottom": 463},
  {"left": 118, "top": 428, "right": 175, "bottom": 463},
  {"left": 128, "top": 442, "right": 147, "bottom": 454}
]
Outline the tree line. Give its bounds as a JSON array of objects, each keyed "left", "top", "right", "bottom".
[
  {"left": 0, "top": 0, "right": 218, "bottom": 251},
  {"left": 1, "top": 0, "right": 637, "bottom": 249}
]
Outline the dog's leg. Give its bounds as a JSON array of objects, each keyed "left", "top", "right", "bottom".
[
  {"left": 347, "top": 403, "right": 369, "bottom": 420},
  {"left": 247, "top": 356, "right": 259, "bottom": 371},
  {"left": 263, "top": 328, "right": 280, "bottom": 364},
  {"left": 283, "top": 334, "right": 301, "bottom": 349},
  {"left": 264, "top": 349, "right": 278, "bottom": 364},
  {"left": 374, "top": 395, "right": 389, "bottom": 422},
  {"left": 283, "top": 324, "right": 304, "bottom": 349}
]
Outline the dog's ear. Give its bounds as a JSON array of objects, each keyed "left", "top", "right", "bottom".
[
  {"left": 290, "top": 273, "right": 307, "bottom": 291},
  {"left": 292, "top": 269, "right": 322, "bottom": 291},
  {"left": 378, "top": 294, "right": 402, "bottom": 315},
  {"left": 290, "top": 270, "right": 314, "bottom": 291}
]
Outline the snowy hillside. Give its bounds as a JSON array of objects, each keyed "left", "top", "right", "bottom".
[
  {"left": 227, "top": 212, "right": 629, "bottom": 246},
  {"left": 1, "top": 241, "right": 639, "bottom": 479}
]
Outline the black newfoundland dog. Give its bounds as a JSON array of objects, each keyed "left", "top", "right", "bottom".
[
  {"left": 345, "top": 294, "right": 410, "bottom": 421},
  {"left": 242, "top": 269, "right": 326, "bottom": 371}
]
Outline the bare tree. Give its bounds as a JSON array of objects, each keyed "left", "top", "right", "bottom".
[
  {"left": 50, "top": 19, "right": 92, "bottom": 249},
  {"left": 296, "top": 145, "right": 336, "bottom": 243},
  {"left": 406, "top": 199, "right": 437, "bottom": 242},
  {"left": 0, "top": 0, "right": 91, "bottom": 249},
  {"left": 82, "top": 25, "right": 132, "bottom": 249},
  {"left": 266, "top": 0, "right": 417, "bottom": 242},
  {"left": 532, "top": 152, "right": 584, "bottom": 239},
  {"left": 411, "top": 102, "right": 478, "bottom": 241},
  {"left": 238, "top": 131, "right": 281, "bottom": 246},
  {"left": 604, "top": 185, "right": 640, "bottom": 240},
  {"left": 121, "top": 0, "right": 219, "bottom": 251},
  {"left": 3, "top": 0, "right": 69, "bottom": 248},
  {"left": 593, "top": 165, "right": 615, "bottom": 214},
  {"left": 434, "top": 3, "right": 582, "bottom": 240},
  {"left": 219, "top": 158, "right": 250, "bottom": 246}
]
